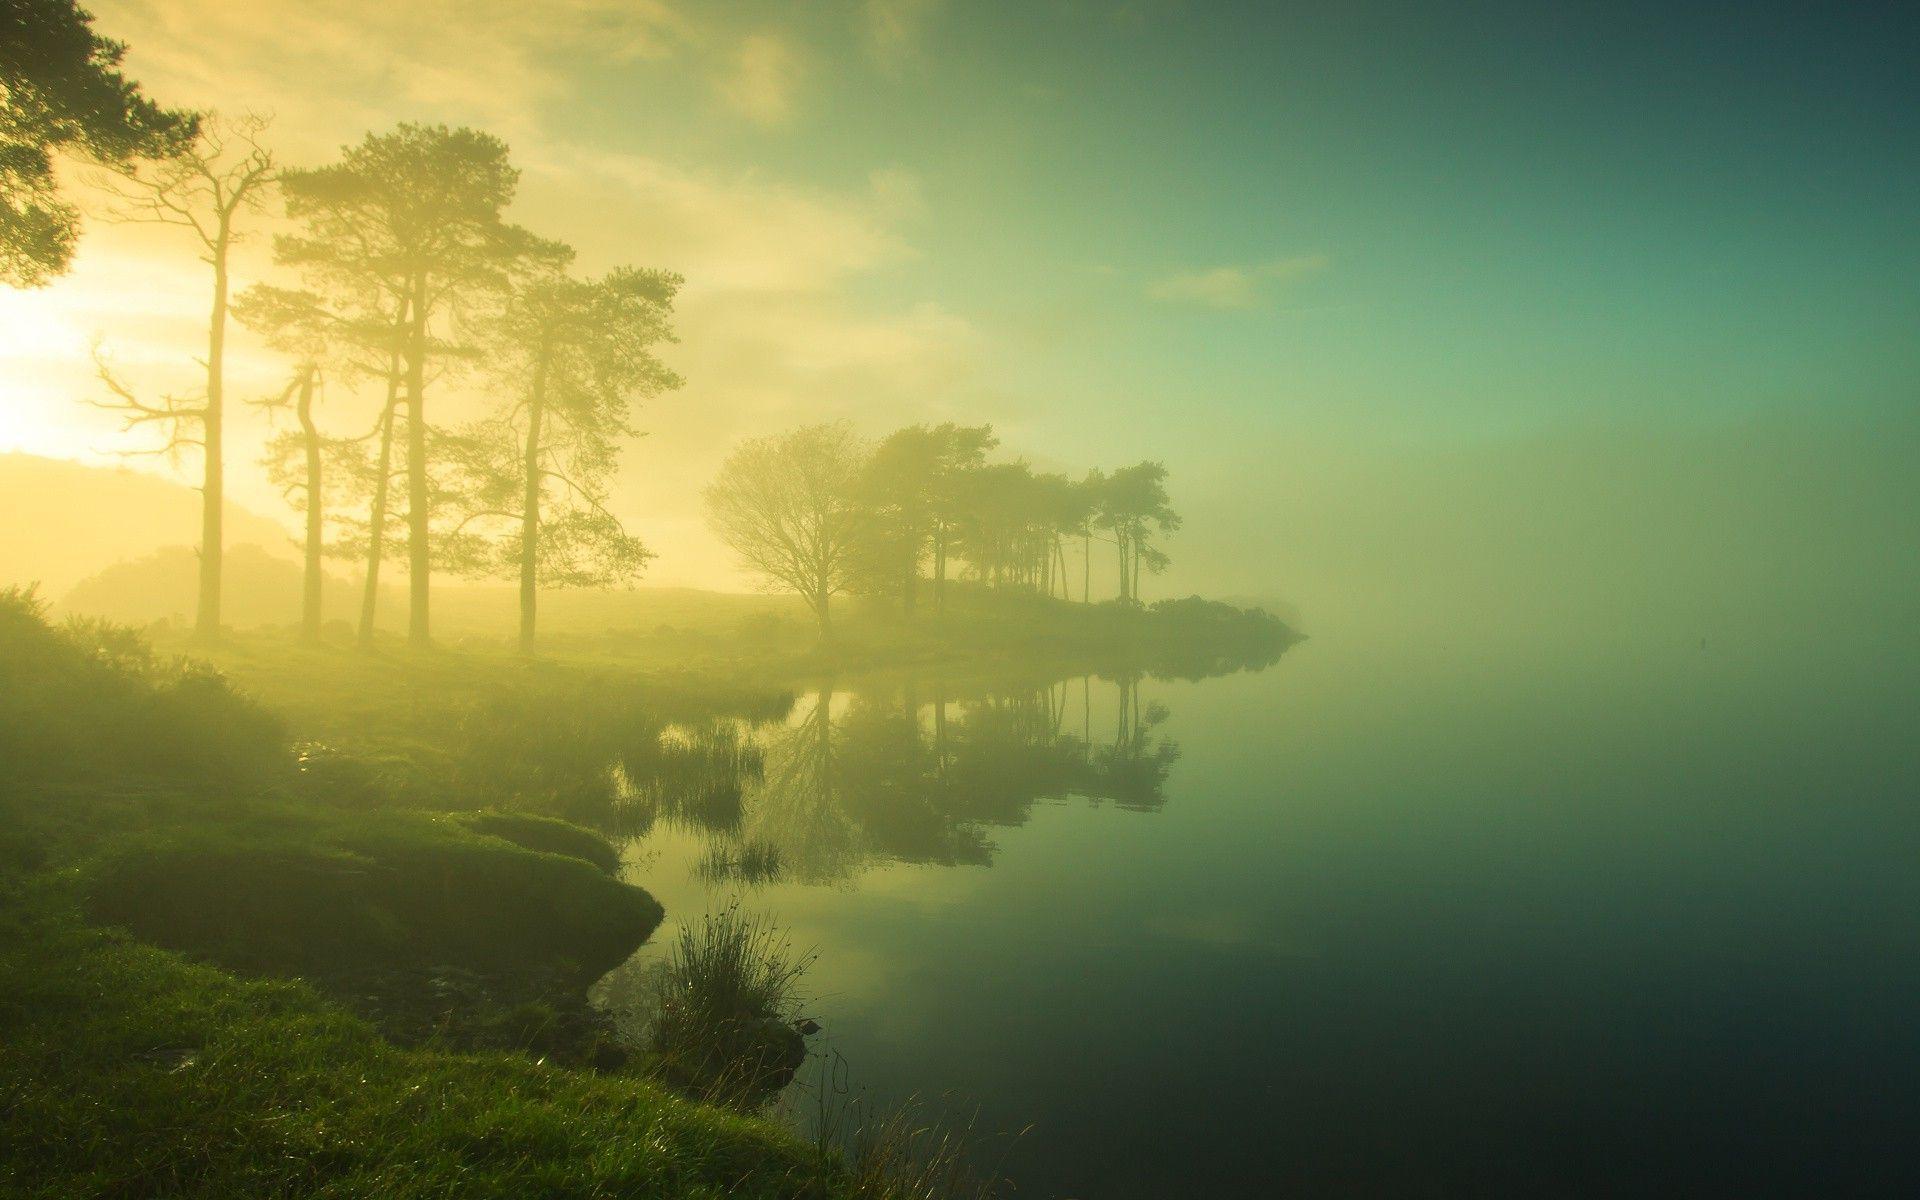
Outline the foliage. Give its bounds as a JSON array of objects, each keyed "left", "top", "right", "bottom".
[
  {"left": 0, "top": 586, "right": 282, "bottom": 794},
  {"left": 0, "top": 0, "right": 197, "bottom": 284},
  {"left": 706, "top": 423, "right": 872, "bottom": 636}
]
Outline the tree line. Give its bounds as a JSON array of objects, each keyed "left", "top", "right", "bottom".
[
  {"left": 706, "top": 422, "right": 1179, "bottom": 637},
  {"left": 4, "top": 0, "right": 1180, "bottom": 654},
  {"left": 76, "top": 115, "right": 686, "bottom": 654}
]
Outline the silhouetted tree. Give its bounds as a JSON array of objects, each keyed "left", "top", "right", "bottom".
[
  {"left": 0, "top": 0, "right": 196, "bottom": 285},
  {"left": 1096, "top": 462, "right": 1180, "bottom": 603},
  {"left": 925, "top": 423, "right": 996, "bottom": 613},
  {"left": 1072, "top": 469, "right": 1104, "bottom": 602},
  {"left": 90, "top": 115, "right": 274, "bottom": 642},
  {"left": 466, "top": 263, "right": 683, "bottom": 653},
  {"left": 233, "top": 284, "right": 340, "bottom": 639},
  {"left": 849, "top": 423, "right": 984, "bottom": 614},
  {"left": 279, "top": 124, "right": 560, "bottom": 646},
  {"left": 706, "top": 423, "right": 869, "bottom": 639}
]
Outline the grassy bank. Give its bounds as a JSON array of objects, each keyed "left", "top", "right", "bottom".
[
  {"left": 0, "top": 590, "right": 901, "bottom": 1198},
  {"left": 2, "top": 583, "right": 1288, "bottom": 1196},
  {"left": 1, "top": 889, "right": 859, "bottom": 1199}
]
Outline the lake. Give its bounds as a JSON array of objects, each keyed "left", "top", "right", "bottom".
[{"left": 597, "top": 616, "right": 1920, "bottom": 1197}]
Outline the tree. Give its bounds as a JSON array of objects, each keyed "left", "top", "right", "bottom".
[
  {"left": 852, "top": 424, "right": 942, "bottom": 614},
  {"left": 278, "top": 124, "right": 559, "bottom": 647},
  {"left": 0, "top": 0, "right": 196, "bottom": 285},
  {"left": 92, "top": 114, "right": 275, "bottom": 642},
  {"left": 1095, "top": 461, "right": 1180, "bottom": 604},
  {"left": 468, "top": 264, "right": 683, "bottom": 653},
  {"left": 706, "top": 423, "right": 869, "bottom": 639},
  {"left": 921, "top": 423, "right": 996, "bottom": 613},
  {"left": 233, "top": 284, "right": 342, "bottom": 639},
  {"left": 1074, "top": 469, "right": 1105, "bottom": 602}
]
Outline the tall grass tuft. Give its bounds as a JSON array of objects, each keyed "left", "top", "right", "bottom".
[
  {"left": 807, "top": 1067, "right": 1014, "bottom": 1200},
  {"left": 650, "top": 901, "right": 817, "bottom": 1103}
]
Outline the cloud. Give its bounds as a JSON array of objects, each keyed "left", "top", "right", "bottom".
[
  {"left": 715, "top": 33, "right": 803, "bottom": 126},
  {"left": 1146, "top": 254, "right": 1330, "bottom": 310},
  {"left": 524, "top": 145, "right": 913, "bottom": 293},
  {"left": 866, "top": 166, "right": 928, "bottom": 222},
  {"left": 97, "top": 0, "right": 689, "bottom": 148},
  {"left": 862, "top": 0, "right": 944, "bottom": 72},
  {"left": 25, "top": 2, "right": 983, "bottom": 590}
]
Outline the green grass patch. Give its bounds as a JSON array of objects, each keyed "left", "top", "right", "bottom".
[{"left": 0, "top": 891, "right": 860, "bottom": 1200}]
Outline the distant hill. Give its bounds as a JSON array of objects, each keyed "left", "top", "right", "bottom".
[
  {"left": 0, "top": 453, "right": 295, "bottom": 596},
  {"left": 56, "top": 539, "right": 802, "bottom": 641},
  {"left": 57, "top": 543, "right": 366, "bottom": 631}
]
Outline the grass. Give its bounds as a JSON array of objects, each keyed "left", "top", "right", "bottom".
[
  {"left": 0, "top": 886, "right": 860, "bottom": 1200},
  {"left": 648, "top": 903, "right": 820, "bottom": 1103},
  {"left": 0, "top": 586, "right": 1025, "bottom": 1197},
  {"left": 0, "top": 579, "right": 1290, "bottom": 1197},
  {"left": 455, "top": 808, "right": 626, "bottom": 874},
  {"left": 81, "top": 807, "right": 662, "bottom": 981}
]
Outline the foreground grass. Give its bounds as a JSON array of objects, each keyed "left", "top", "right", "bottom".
[
  {"left": 0, "top": 591, "right": 892, "bottom": 1198},
  {"left": 2, "top": 584, "right": 1285, "bottom": 1196},
  {"left": 0, "top": 884, "right": 857, "bottom": 1200}
]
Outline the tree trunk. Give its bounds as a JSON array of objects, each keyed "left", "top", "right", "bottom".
[
  {"left": 1116, "top": 531, "right": 1129, "bottom": 603},
  {"left": 357, "top": 299, "right": 408, "bottom": 649},
  {"left": 815, "top": 586, "right": 833, "bottom": 641},
  {"left": 358, "top": 392, "right": 397, "bottom": 648},
  {"left": 195, "top": 242, "right": 229, "bottom": 642},
  {"left": 934, "top": 529, "right": 947, "bottom": 615},
  {"left": 404, "top": 277, "right": 430, "bottom": 648},
  {"left": 296, "top": 366, "right": 321, "bottom": 639},
  {"left": 1083, "top": 532, "right": 1090, "bottom": 603},
  {"left": 517, "top": 346, "right": 549, "bottom": 656},
  {"left": 934, "top": 688, "right": 948, "bottom": 781}
]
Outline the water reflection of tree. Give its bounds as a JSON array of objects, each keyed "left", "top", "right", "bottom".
[
  {"left": 697, "top": 672, "right": 1180, "bottom": 885},
  {"left": 738, "top": 690, "right": 868, "bottom": 885},
  {"left": 1089, "top": 671, "right": 1181, "bottom": 812},
  {"left": 450, "top": 668, "right": 1188, "bottom": 887}
]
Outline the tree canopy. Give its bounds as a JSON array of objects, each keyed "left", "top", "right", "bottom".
[
  {"left": 0, "top": 0, "right": 197, "bottom": 285},
  {"left": 706, "top": 423, "right": 870, "bottom": 637}
]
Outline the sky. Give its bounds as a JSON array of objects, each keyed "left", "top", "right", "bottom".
[{"left": 2, "top": 0, "right": 1915, "bottom": 627}]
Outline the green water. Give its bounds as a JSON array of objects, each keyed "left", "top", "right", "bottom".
[{"left": 601, "top": 616, "right": 1920, "bottom": 1196}]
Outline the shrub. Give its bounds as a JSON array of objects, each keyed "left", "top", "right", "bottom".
[{"left": 0, "top": 587, "right": 284, "bottom": 793}]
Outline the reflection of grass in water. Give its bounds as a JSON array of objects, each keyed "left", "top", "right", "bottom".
[
  {"left": 695, "top": 840, "right": 785, "bottom": 888},
  {"left": 618, "top": 722, "right": 768, "bottom": 837}
]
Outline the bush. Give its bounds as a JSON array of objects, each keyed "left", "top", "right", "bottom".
[{"left": 0, "top": 587, "right": 284, "bottom": 793}]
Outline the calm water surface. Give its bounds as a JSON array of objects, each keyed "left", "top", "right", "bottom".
[{"left": 599, "top": 618, "right": 1920, "bottom": 1197}]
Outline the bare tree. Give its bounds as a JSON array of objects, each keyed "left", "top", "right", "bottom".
[
  {"left": 91, "top": 113, "right": 275, "bottom": 642},
  {"left": 706, "top": 423, "right": 870, "bottom": 640}
]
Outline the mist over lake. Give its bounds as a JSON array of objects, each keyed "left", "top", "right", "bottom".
[{"left": 5, "top": 2, "right": 1918, "bottom": 1196}]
